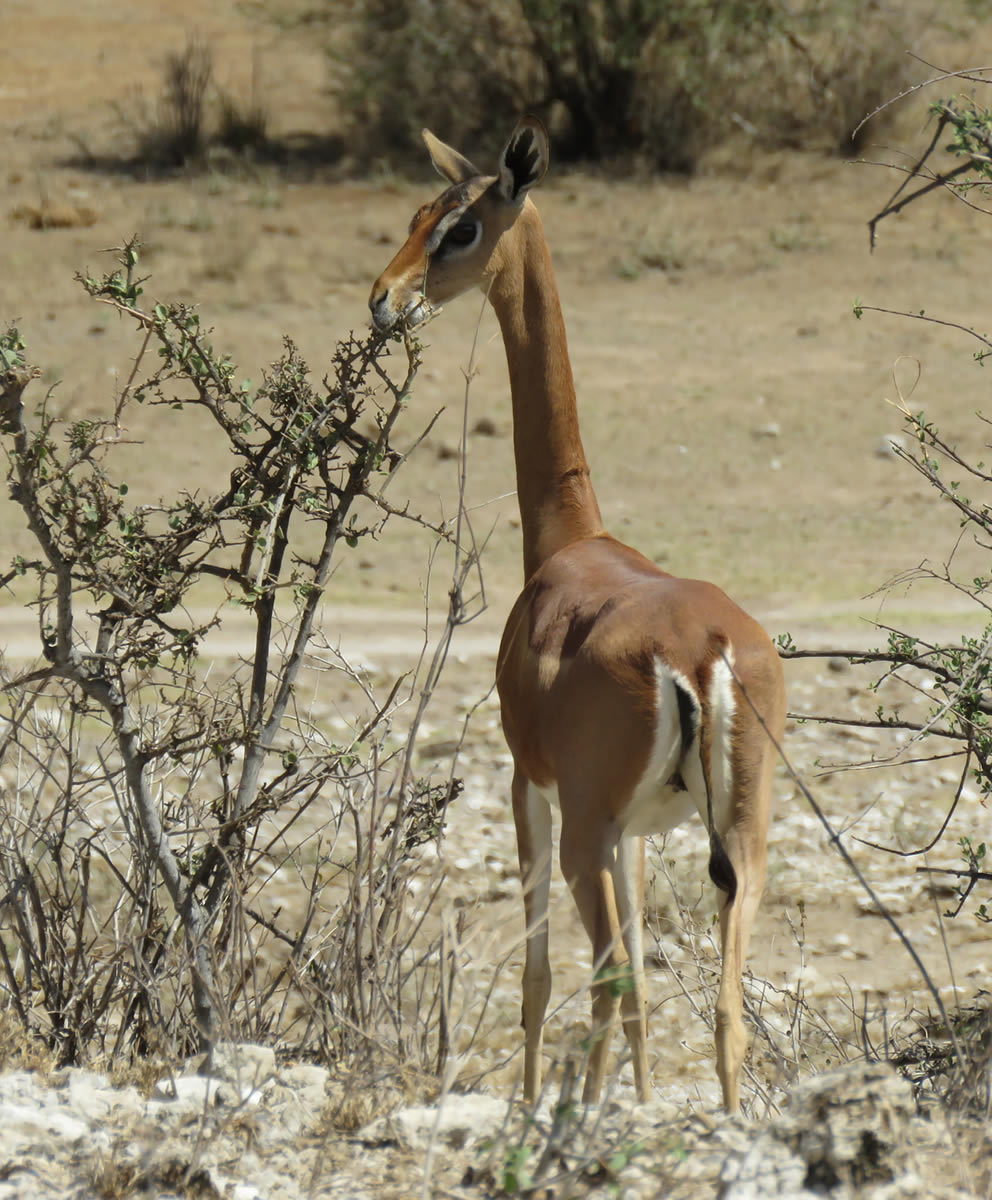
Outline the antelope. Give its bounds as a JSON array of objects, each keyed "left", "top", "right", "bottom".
[{"left": 368, "top": 117, "right": 786, "bottom": 1112}]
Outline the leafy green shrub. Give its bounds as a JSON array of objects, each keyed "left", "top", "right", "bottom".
[
  {"left": 760, "top": 0, "right": 917, "bottom": 153},
  {"left": 330, "top": 0, "right": 537, "bottom": 166},
  {"left": 329, "top": 0, "right": 918, "bottom": 171}
]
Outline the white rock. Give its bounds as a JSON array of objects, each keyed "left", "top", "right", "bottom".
[
  {"left": 0, "top": 1099, "right": 89, "bottom": 1144},
  {"left": 720, "top": 1062, "right": 916, "bottom": 1199},
  {"left": 208, "top": 1042, "right": 277, "bottom": 1090},
  {"left": 362, "top": 1093, "right": 510, "bottom": 1152},
  {"left": 151, "top": 1074, "right": 225, "bottom": 1107},
  {"left": 231, "top": 1186, "right": 268, "bottom": 1200},
  {"left": 60, "top": 1069, "right": 142, "bottom": 1120},
  {"left": 278, "top": 1063, "right": 329, "bottom": 1108},
  {"left": 0, "top": 1072, "right": 42, "bottom": 1102},
  {"left": 264, "top": 1064, "right": 330, "bottom": 1136},
  {"left": 876, "top": 432, "right": 907, "bottom": 459},
  {"left": 230, "top": 1187, "right": 262, "bottom": 1200}
]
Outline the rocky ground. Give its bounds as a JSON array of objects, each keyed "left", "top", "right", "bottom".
[{"left": 0, "top": 1049, "right": 988, "bottom": 1199}]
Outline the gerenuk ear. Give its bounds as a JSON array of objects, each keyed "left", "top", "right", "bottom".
[
  {"left": 423, "top": 129, "right": 483, "bottom": 184},
  {"left": 496, "top": 116, "right": 549, "bottom": 205}
]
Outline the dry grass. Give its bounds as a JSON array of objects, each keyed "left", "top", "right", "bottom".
[
  {"left": 10, "top": 201, "right": 99, "bottom": 229},
  {"left": 0, "top": 1009, "right": 58, "bottom": 1076}
]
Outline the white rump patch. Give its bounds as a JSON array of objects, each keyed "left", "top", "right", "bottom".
[
  {"left": 705, "top": 647, "right": 737, "bottom": 835},
  {"left": 619, "top": 660, "right": 699, "bottom": 837}
]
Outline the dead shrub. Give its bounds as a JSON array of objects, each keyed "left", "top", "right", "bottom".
[
  {"left": 116, "top": 38, "right": 272, "bottom": 170},
  {"left": 888, "top": 998, "right": 992, "bottom": 1115},
  {"left": 123, "top": 38, "right": 213, "bottom": 168},
  {"left": 216, "top": 54, "right": 271, "bottom": 157}
]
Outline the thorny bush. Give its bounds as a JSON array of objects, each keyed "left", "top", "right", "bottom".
[
  {"left": 0, "top": 239, "right": 467, "bottom": 1080},
  {"left": 782, "top": 74, "right": 992, "bottom": 1110}
]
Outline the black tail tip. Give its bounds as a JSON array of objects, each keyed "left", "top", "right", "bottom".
[{"left": 708, "top": 832, "right": 738, "bottom": 904}]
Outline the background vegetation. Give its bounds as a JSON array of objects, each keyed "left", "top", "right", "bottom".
[
  {"left": 107, "top": 2, "right": 922, "bottom": 175},
  {"left": 327, "top": 0, "right": 919, "bottom": 171}
]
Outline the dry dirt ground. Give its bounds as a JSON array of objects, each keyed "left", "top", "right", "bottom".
[{"left": 2, "top": 0, "right": 991, "bottom": 1162}]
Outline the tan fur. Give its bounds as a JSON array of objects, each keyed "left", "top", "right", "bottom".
[{"left": 369, "top": 119, "right": 786, "bottom": 1111}]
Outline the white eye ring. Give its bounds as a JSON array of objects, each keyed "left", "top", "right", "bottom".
[{"left": 440, "top": 218, "right": 481, "bottom": 254}]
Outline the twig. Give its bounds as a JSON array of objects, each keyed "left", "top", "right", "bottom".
[{"left": 724, "top": 652, "right": 967, "bottom": 1082}]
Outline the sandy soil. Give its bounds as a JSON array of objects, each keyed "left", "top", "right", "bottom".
[{"left": 2, "top": 0, "right": 990, "bottom": 1111}]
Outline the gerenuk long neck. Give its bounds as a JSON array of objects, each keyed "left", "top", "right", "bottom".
[{"left": 485, "top": 203, "right": 604, "bottom": 582}]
